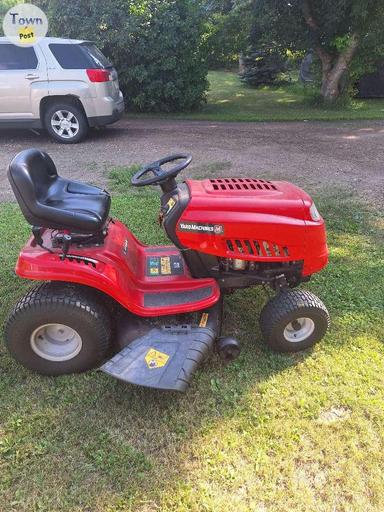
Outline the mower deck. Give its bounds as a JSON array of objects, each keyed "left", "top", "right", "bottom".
[
  {"left": 101, "top": 325, "right": 213, "bottom": 391},
  {"left": 101, "top": 302, "right": 222, "bottom": 391}
]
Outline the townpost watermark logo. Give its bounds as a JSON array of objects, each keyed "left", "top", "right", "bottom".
[{"left": 3, "top": 3, "right": 48, "bottom": 47}]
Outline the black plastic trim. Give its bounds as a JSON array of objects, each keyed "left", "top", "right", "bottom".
[
  {"left": 181, "top": 250, "right": 219, "bottom": 278},
  {"left": 144, "top": 286, "right": 213, "bottom": 307},
  {"left": 0, "top": 119, "right": 42, "bottom": 129},
  {"left": 145, "top": 247, "right": 175, "bottom": 253},
  {"left": 161, "top": 182, "right": 190, "bottom": 249},
  {"left": 87, "top": 109, "right": 124, "bottom": 127}
]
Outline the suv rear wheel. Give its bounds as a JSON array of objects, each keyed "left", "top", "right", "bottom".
[{"left": 44, "top": 102, "right": 88, "bottom": 144}]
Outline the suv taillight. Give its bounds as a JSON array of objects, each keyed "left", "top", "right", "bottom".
[{"left": 86, "top": 69, "right": 111, "bottom": 82}]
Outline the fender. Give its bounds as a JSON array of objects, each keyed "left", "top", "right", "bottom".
[{"left": 15, "top": 220, "right": 220, "bottom": 317}]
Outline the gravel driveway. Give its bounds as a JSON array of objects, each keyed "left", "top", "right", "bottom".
[{"left": 1, "top": 118, "right": 383, "bottom": 205}]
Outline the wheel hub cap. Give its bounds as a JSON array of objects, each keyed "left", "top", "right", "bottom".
[
  {"left": 283, "top": 317, "right": 315, "bottom": 343},
  {"left": 51, "top": 110, "right": 80, "bottom": 139},
  {"left": 30, "top": 323, "right": 83, "bottom": 361},
  {"left": 61, "top": 119, "right": 71, "bottom": 130}
]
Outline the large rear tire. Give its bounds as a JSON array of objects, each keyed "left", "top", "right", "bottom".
[
  {"left": 5, "top": 283, "right": 111, "bottom": 375},
  {"left": 260, "top": 289, "right": 330, "bottom": 352}
]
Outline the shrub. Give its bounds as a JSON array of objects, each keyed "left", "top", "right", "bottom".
[
  {"left": 240, "top": 48, "right": 287, "bottom": 87},
  {"left": 36, "top": 0, "right": 208, "bottom": 112}
]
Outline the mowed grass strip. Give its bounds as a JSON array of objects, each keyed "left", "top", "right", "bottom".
[
  {"left": 0, "top": 177, "right": 383, "bottom": 511},
  {"left": 131, "top": 70, "right": 384, "bottom": 122}
]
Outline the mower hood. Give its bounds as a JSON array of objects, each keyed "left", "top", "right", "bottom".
[{"left": 173, "top": 178, "right": 328, "bottom": 276}]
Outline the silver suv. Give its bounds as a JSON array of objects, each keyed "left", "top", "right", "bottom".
[{"left": 0, "top": 37, "right": 125, "bottom": 143}]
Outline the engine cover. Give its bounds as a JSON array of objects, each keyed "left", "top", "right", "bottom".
[{"left": 175, "top": 178, "right": 328, "bottom": 277}]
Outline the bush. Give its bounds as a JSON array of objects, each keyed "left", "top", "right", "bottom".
[
  {"left": 36, "top": 0, "right": 208, "bottom": 112},
  {"left": 240, "top": 48, "right": 287, "bottom": 87},
  {"left": 204, "top": 10, "right": 249, "bottom": 69}
]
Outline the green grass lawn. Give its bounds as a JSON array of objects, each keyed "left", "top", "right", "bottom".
[
  {"left": 132, "top": 70, "right": 384, "bottom": 122},
  {"left": 0, "top": 176, "right": 383, "bottom": 511}
]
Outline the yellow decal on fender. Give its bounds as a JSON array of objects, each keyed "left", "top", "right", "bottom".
[
  {"left": 160, "top": 256, "right": 171, "bottom": 275},
  {"left": 199, "top": 313, "right": 209, "bottom": 328},
  {"left": 145, "top": 348, "right": 170, "bottom": 369}
]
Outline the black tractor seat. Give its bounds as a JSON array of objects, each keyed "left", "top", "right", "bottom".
[{"left": 8, "top": 149, "right": 111, "bottom": 235}]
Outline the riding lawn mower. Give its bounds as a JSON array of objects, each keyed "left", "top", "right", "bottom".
[{"left": 5, "top": 149, "right": 330, "bottom": 391}]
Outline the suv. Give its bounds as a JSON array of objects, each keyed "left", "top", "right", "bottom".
[{"left": 0, "top": 37, "right": 125, "bottom": 143}]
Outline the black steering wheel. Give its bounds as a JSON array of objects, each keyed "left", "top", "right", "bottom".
[{"left": 131, "top": 154, "right": 192, "bottom": 187}]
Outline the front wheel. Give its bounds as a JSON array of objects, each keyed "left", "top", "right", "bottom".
[
  {"left": 260, "top": 289, "right": 330, "bottom": 352},
  {"left": 5, "top": 283, "right": 111, "bottom": 375}
]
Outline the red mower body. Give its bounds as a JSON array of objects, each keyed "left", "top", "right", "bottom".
[
  {"left": 15, "top": 176, "right": 328, "bottom": 317},
  {"left": 15, "top": 220, "right": 220, "bottom": 317},
  {"left": 176, "top": 179, "right": 328, "bottom": 277}
]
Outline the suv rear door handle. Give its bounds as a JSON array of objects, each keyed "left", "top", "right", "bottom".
[{"left": 25, "top": 73, "right": 39, "bottom": 80}]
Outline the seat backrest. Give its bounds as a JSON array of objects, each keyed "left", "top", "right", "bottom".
[{"left": 7, "top": 148, "right": 58, "bottom": 226}]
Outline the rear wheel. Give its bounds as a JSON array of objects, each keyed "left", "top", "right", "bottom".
[
  {"left": 44, "top": 102, "right": 88, "bottom": 144},
  {"left": 260, "top": 289, "right": 330, "bottom": 352},
  {"left": 5, "top": 282, "right": 111, "bottom": 375}
]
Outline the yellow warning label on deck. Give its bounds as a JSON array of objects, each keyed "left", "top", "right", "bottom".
[
  {"left": 167, "top": 197, "right": 176, "bottom": 212},
  {"left": 199, "top": 313, "right": 209, "bottom": 327},
  {"left": 145, "top": 348, "right": 170, "bottom": 369}
]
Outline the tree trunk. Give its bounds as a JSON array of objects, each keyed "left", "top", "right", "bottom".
[
  {"left": 302, "top": 0, "right": 359, "bottom": 102},
  {"left": 238, "top": 53, "right": 245, "bottom": 75},
  {"left": 321, "top": 67, "right": 345, "bottom": 101},
  {"left": 318, "top": 34, "right": 359, "bottom": 102}
]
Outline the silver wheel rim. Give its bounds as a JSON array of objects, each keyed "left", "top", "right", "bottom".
[
  {"left": 51, "top": 110, "right": 80, "bottom": 139},
  {"left": 30, "top": 323, "right": 83, "bottom": 362},
  {"left": 283, "top": 317, "right": 315, "bottom": 343}
]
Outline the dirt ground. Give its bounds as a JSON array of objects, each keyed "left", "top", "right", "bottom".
[{"left": 0, "top": 118, "right": 383, "bottom": 205}]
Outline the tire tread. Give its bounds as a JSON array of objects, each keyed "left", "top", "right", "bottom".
[
  {"left": 260, "top": 289, "right": 330, "bottom": 352},
  {"left": 5, "top": 282, "right": 111, "bottom": 374}
]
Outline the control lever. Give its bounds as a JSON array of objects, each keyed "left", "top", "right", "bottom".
[
  {"left": 32, "top": 226, "right": 43, "bottom": 247},
  {"left": 60, "top": 234, "right": 72, "bottom": 260},
  {"left": 31, "top": 226, "right": 54, "bottom": 254}
]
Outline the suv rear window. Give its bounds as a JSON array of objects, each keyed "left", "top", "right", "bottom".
[
  {"left": 49, "top": 43, "right": 112, "bottom": 70},
  {"left": 0, "top": 45, "right": 38, "bottom": 70},
  {"left": 82, "top": 43, "right": 112, "bottom": 69}
]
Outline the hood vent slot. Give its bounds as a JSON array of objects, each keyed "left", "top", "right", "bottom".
[
  {"left": 226, "top": 239, "right": 289, "bottom": 258},
  {"left": 65, "top": 254, "right": 97, "bottom": 268},
  {"left": 210, "top": 178, "right": 277, "bottom": 192}
]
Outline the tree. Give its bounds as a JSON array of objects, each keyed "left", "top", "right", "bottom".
[
  {"left": 240, "top": 48, "right": 286, "bottom": 86},
  {"left": 202, "top": 0, "right": 251, "bottom": 68},
  {"left": 34, "top": 0, "right": 208, "bottom": 112},
  {"left": 0, "top": 0, "right": 16, "bottom": 26},
  {"left": 249, "top": 0, "right": 384, "bottom": 102}
]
